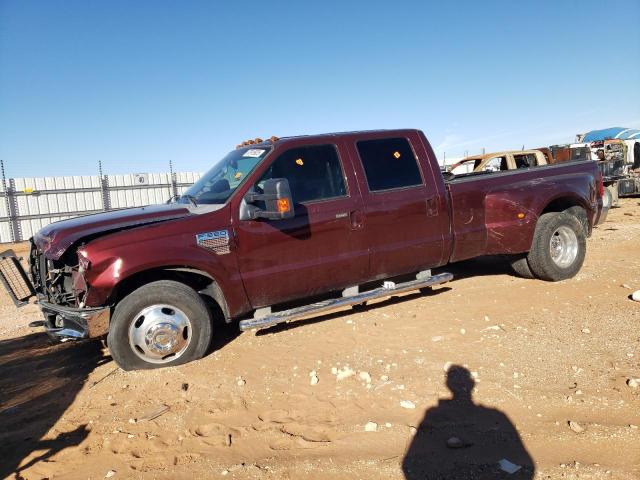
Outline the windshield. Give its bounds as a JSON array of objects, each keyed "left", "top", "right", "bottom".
[{"left": 177, "top": 146, "right": 271, "bottom": 205}]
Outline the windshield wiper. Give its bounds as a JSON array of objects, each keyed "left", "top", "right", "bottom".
[
  {"left": 180, "top": 194, "right": 198, "bottom": 207},
  {"left": 166, "top": 194, "right": 198, "bottom": 207}
]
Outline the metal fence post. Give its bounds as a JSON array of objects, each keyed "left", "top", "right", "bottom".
[
  {"left": 169, "top": 160, "right": 178, "bottom": 198},
  {"left": 0, "top": 160, "right": 10, "bottom": 242},
  {"left": 99, "top": 161, "right": 111, "bottom": 211},
  {"left": 7, "top": 178, "right": 21, "bottom": 242},
  {"left": 1, "top": 160, "right": 21, "bottom": 243}
]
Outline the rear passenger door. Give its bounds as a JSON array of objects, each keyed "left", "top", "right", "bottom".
[{"left": 347, "top": 133, "right": 447, "bottom": 279}]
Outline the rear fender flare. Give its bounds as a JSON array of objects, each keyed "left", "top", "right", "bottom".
[{"left": 538, "top": 192, "right": 595, "bottom": 234}]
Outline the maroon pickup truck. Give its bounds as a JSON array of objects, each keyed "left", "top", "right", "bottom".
[{"left": 0, "top": 129, "right": 606, "bottom": 370}]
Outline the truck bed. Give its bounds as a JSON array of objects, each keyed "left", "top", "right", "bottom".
[{"left": 444, "top": 160, "right": 601, "bottom": 262}]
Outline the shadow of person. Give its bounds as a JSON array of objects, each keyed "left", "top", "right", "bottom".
[
  {"left": 0, "top": 333, "right": 110, "bottom": 479},
  {"left": 402, "top": 366, "right": 535, "bottom": 479}
]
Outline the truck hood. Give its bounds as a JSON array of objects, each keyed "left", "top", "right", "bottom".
[{"left": 33, "top": 204, "right": 192, "bottom": 260}]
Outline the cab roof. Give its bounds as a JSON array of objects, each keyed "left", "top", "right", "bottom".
[{"left": 236, "top": 129, "right": 422, "bottom": 149}]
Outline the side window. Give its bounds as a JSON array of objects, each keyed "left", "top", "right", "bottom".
[
  {"left": 258, "top": 144, "right": 346, "bottom": 204},
  {"left": 356, "top": 137, "right": 423, "bottom": 191},
  {"left": 513, "top": 154, "right": 537, "bottom": 169},
  {"left": 449, "top": 159, "right": 476, "bottom": 174},
  {"left": 483, "top": 156, "right": 508, "bottom": 171}
]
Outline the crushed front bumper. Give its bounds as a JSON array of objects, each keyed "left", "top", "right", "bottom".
[
  {"left": 39, "top": 301, "right": 110, "bottom": 339},
  {"left": 0, "top": 249, "right": 110, "bottom": 340}
]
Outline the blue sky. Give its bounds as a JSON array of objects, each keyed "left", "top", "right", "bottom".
[{"left": 1, "top": 0, "right": 639, "bottom": 177}]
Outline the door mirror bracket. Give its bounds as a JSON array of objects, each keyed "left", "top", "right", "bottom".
[{"left": 239, "top": 178, "right": 295, "bottom": 221}]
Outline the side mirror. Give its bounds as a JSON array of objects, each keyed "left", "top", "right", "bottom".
[{"left": 239, "top": 178, "right": 295, "bottom": 221}]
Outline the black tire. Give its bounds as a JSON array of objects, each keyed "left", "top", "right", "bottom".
[
  {"left": 510, "top": 254, "right": 535, "bottom": 279},
  {"left": 526, "top": 212, "right": 586, "bottom": 282},
  {"left": 564, "top": 206, "right": 588, "bottom": 236},
  {"left": 107, "top": 280, "right": 212, "bottom": 371}
]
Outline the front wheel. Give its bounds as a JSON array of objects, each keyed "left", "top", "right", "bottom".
[
  {"left": 107, "top": 280, "right": 213, "bottom": 370},
  {"left": 526, "top": 212, "right": 586, "bottom": 281}
]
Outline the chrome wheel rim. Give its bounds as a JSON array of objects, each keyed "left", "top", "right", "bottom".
[
  {"left": 549, "top": 226, "right": 578, "bottom": 268},
  {"left": 128, "top": 304, "right": 192, "bottom": 364}
]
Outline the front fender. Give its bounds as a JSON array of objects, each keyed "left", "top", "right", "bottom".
[{"left": 81, "top": 230, "right": 251, "bottom": 319}]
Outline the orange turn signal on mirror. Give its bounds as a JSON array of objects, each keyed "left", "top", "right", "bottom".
[
  {"left": 277, "top": 198, "right": 291, "bottom": 213},
  {"left": 517, "top": 212, "right": 525, "bottom": 219}
]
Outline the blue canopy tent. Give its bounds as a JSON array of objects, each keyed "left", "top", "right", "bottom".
[{"left": 582, "top": 127, "right": 640, "bottom": 142}]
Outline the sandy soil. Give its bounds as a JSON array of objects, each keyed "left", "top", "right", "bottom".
[{"left": 0, "top": 199, "right": 638, "bottom": 480}]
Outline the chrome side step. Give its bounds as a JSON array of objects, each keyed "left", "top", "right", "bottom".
[{"left": 239, "top": 272, "right": 453, "bottom": 331}]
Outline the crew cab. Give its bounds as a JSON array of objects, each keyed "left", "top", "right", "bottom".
[{"left": 0, "top": 129, "right": 606, "bottom": 370}]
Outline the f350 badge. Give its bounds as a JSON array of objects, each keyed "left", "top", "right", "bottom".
[{"left": 196, "top": 230, "right": 230, "bottom": 255}]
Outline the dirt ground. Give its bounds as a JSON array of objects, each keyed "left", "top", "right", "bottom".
[{"left": 0, "top": 199, "right": 638, "bottom": 480}]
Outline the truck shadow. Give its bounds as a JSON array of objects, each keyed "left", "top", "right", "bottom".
[
  {"left": 0, "top": 333, "right": 110, "bottom": 479},
  {"left": 255, "top": 256, "right": 522, "bottom": 336},
  {"left": 403, "top": 365, "right": 535, "bottom": 479},
  {"left": 434, "top": 255, "right": 519, "bottom": 281},
  {"left": 255, "top": 286, "right": 452, "bottom": 336},
  {"left": 205, "top": 299, "right": 241, "bottom": 354}
]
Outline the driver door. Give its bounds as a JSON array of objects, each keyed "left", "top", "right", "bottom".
[{"left": 233, "top": 141, "right": 369, "bottom": 308}]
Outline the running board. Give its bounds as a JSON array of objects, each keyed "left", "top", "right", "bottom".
[{"left": 239, "top": 272, "right": 453, "bottom": 331}]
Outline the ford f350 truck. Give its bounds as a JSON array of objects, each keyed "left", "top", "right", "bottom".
[{"left": 0, "top": 129, "right": 606, "bottom": 370}]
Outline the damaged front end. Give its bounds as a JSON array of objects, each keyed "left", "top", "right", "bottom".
[
  {"left": 0, "top": 204, "right": 195, "bottom": 341},
  {"left": 0, "top": 241, "right": 110, "bottom": 341}
]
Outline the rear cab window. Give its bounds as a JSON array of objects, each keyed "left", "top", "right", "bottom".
[
  {"left": 257, "top": 144, "right": 347, "bottom": 204},
  {"left": 513, "top": 153, "right": 538, "bottom": 169},
  {"left": 356, "top": 137, "right": 423, "bottom": 191}
]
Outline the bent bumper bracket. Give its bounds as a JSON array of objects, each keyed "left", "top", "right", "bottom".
[{"left": 38, "top": 301, "right": 110, "bottom": 339}]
